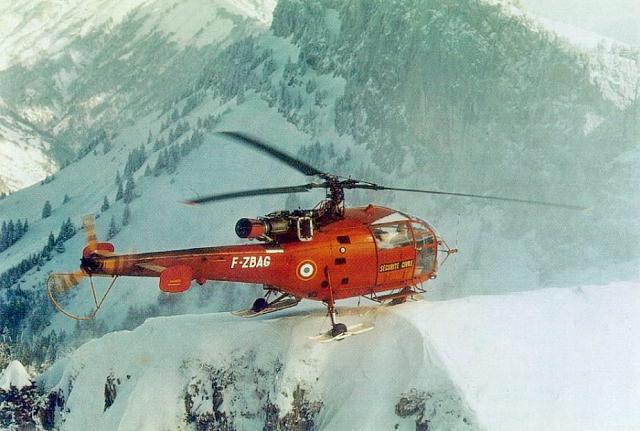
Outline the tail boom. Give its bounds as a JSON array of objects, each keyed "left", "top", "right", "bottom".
[{"left": 82, "top": 244, "right": 285, "bottom": 292}]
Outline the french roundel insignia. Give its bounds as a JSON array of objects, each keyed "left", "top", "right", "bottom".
[{"left": 296, "top": 260, "right": 317, "bottom": 280}]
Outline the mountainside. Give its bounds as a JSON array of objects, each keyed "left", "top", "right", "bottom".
[
  {"left": 0, "top": 110, "right": 57, "bottom": 194},
  {"left": 0, "top": 0, "right": 276, "bottom": 192},
  {"left": 0, "top": 0, "right": 638, "bottom": 429}
]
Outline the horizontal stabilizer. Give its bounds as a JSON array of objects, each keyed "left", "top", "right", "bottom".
[{"left": 159, "top": 265, "right": 193, "bottom": 293}]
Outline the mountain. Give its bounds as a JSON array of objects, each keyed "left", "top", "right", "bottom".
[
  {"left": 0, "top": 0, "right": 276, "bottom": 193},
  {"left": 0, "top": 0, "right": 638, "bottom": 428}
]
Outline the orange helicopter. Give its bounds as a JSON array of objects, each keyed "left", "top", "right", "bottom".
[{"left": 48, "top": 131, "right": 582, "bottom": 339}]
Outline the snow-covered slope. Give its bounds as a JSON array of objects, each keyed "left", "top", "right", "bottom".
[
  {"left": 402, "top": 281, "right": 640, "bottom": 431},
  {"left": 0, "top": 110, "right": 57, "bottom": 194},
  {"left": 0, "top": 0, "right": 276, "bottom": 71},
  {"left": 40, "top": 280, "right": 640, "bottom": 430},
  {"left": 0, "top": 361, "right": 31, "bottom": 391}
]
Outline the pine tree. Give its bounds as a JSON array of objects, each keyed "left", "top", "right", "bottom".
[
  {"left": 107, "top": 216, "right": 119, "bottom": 240},
  {"left": 101, "top": 196, "right": 110, "bottom": 212},
  {"left": 144, "top": 164, "right": 152, "bottom": 177},
  {"left": 0, "top": 221, "right": 7, "bottom": 250},
  {"left": 7, "top": 220, "right": 14, "bottom": 246},
  {"left": 102, "top": 133, "right": 112, "bottom": 154},
  {"left": 123, "top": 176, "right": 136, "bottom": 203},
  {"left": 115, "top": 170, "right": 122, "bottom": 186},
  {"left": 42, "top": 201, "right": 52, "bottom": 219},
  {"left": 46, "top": 232, "right": 55, "bottom": 252},
  {"left": 15, "top": 219, "right": 23, "bottom": 241},
  {"left": 116, "top": 182, "right": 123, "bottom": 201},
  {"left": 55, "top": 240, "right": 65, "bottom": 254},
  {"left": 122, "top": 205, "right": 131, "bottom": 226},
  {"left": 62, "top": 194, "right": 71, "bottom": 204},
  {"left": 58, "top": 218, "right": 76, "bottom": 241}
]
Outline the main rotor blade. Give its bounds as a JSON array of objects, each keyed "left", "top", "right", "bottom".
[
  {"left": 218, "top": 131, "right": 325, "bottom": 177},
  {"left": 350, "top": 184, "right": 586, "bottom": 210},
  {"left": 185, "top": 183, "right": 325, "bottom": 205}
]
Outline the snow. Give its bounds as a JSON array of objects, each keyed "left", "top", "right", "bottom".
[
  {"left": 533, "top": 16, "right": 626, "bottom": 50},
  {"left": 0, "top": 360, "right": 32, "bottom": 390},
  {"left": 39, "top": 280, "right": 640, "bottom": 430},
  {"left": 401, "top": 281, "right": 640, "bottom": 431},
  {"left": 0, "top": 114, "right": 57, "bottom": 194},
  {"left": 0, "top": 0, "right": 277, "bottom": 70},
  {"left": 41, "top": 301, "right": 476, "bottom": 430}
]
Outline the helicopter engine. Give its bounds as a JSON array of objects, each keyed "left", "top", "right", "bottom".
[{"left": 235, "top": 217, "right": 289, "bottom": 239}]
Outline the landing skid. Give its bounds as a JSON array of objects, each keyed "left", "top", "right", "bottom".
[
  {"left": 364, "top": 285, "right": 425, "bottom": 305},
  {"left": 232, "top": 296, "right": 300, "bottom": 318},
  {"left": 309, "top": 322, "right": 374, "bottom": 343}
]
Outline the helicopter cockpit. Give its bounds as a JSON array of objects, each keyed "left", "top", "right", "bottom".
[{"left": 371, "top": 214, "right": 438, "bottom": 277}]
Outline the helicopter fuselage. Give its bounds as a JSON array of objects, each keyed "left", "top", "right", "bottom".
[{"left": 82, "top": 205, "right": 439, "bottom": 302}]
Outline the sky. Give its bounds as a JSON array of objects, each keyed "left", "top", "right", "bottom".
[
  {"left": 520, "top": 0, "right": 639, "bottom": 25},
  {"left": 519, "top": 0, "right": 640, "bottom": 45}
]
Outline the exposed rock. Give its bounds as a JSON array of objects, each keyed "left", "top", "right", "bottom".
[
  {"left": 183, "top": 357, "right": 321, "bottom": 431},
  {"left": 396, "top": 388, "right": 477, "bottom": 431},
  {"left": 0, "top": 383, "right": 59, "bottom": 429},
  {"left": 104, "top": 374, "right": 117, "bottom": 411}
]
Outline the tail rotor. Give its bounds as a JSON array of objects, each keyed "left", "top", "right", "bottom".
[{"left": 47, "top": 214, "right": 117, "bottom": 320}]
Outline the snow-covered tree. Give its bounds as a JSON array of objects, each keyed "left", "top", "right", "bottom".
[
  {"left": 123, "top": 176, "right": 136, "bottom": 204},
  {"left": 107, "top": 216, "right": 119, "bottom": 240},
  {"left": 55, "top": 240, "right": 65, "bottom": 254},
  {"left": 101, "top": 196, "right": 110, "bottom": 212},
  {"left": 41, "top": 201, "right": 52, "bottom": 219},
  {"left": 122, "top": 205, "right": 131, "bottom": 226},
  {"left": 115, "top": 182, "right": 123, "bottom": 201}
]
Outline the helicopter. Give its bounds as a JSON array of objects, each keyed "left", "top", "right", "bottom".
[{"left": 48, "top": 131, "right": 583, "bottom": 340}]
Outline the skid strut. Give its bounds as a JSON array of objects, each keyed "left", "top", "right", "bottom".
[{"left": 324, "top": 267, "right": 346, "bottom": 337}]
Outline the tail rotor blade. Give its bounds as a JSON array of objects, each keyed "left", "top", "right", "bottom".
[
  {"left": 47, "top": 270, "right": 86, "bottom": 294},
  {"left": 83, "top": 215, "right": 97, "bottom": 251}
]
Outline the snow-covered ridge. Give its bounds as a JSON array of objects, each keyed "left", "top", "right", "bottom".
[
  {"left": 521, "top": 14, "right": 640, "bottom": 108},
  {"left": 39, "top": 281, "right": 640, "bottom": 430},
  {"left": 533, "top": 15, "right": 628, "bottom": 50},
  {"left": 41, "top": 301, "right": 479, "bottom": 431},
  {"left": 0, "top": 0, "right": 277, "bottom": 70}
]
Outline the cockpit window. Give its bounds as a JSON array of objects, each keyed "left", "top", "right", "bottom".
[
  {"left": 412, "top": 222, "right": 434, "bottom": 248},
  {"left": 412, "top": 222, "right": 436, "bottom": 275},
  {"left": 373, "top": 223, "right": 412, "bottom": 249}
]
